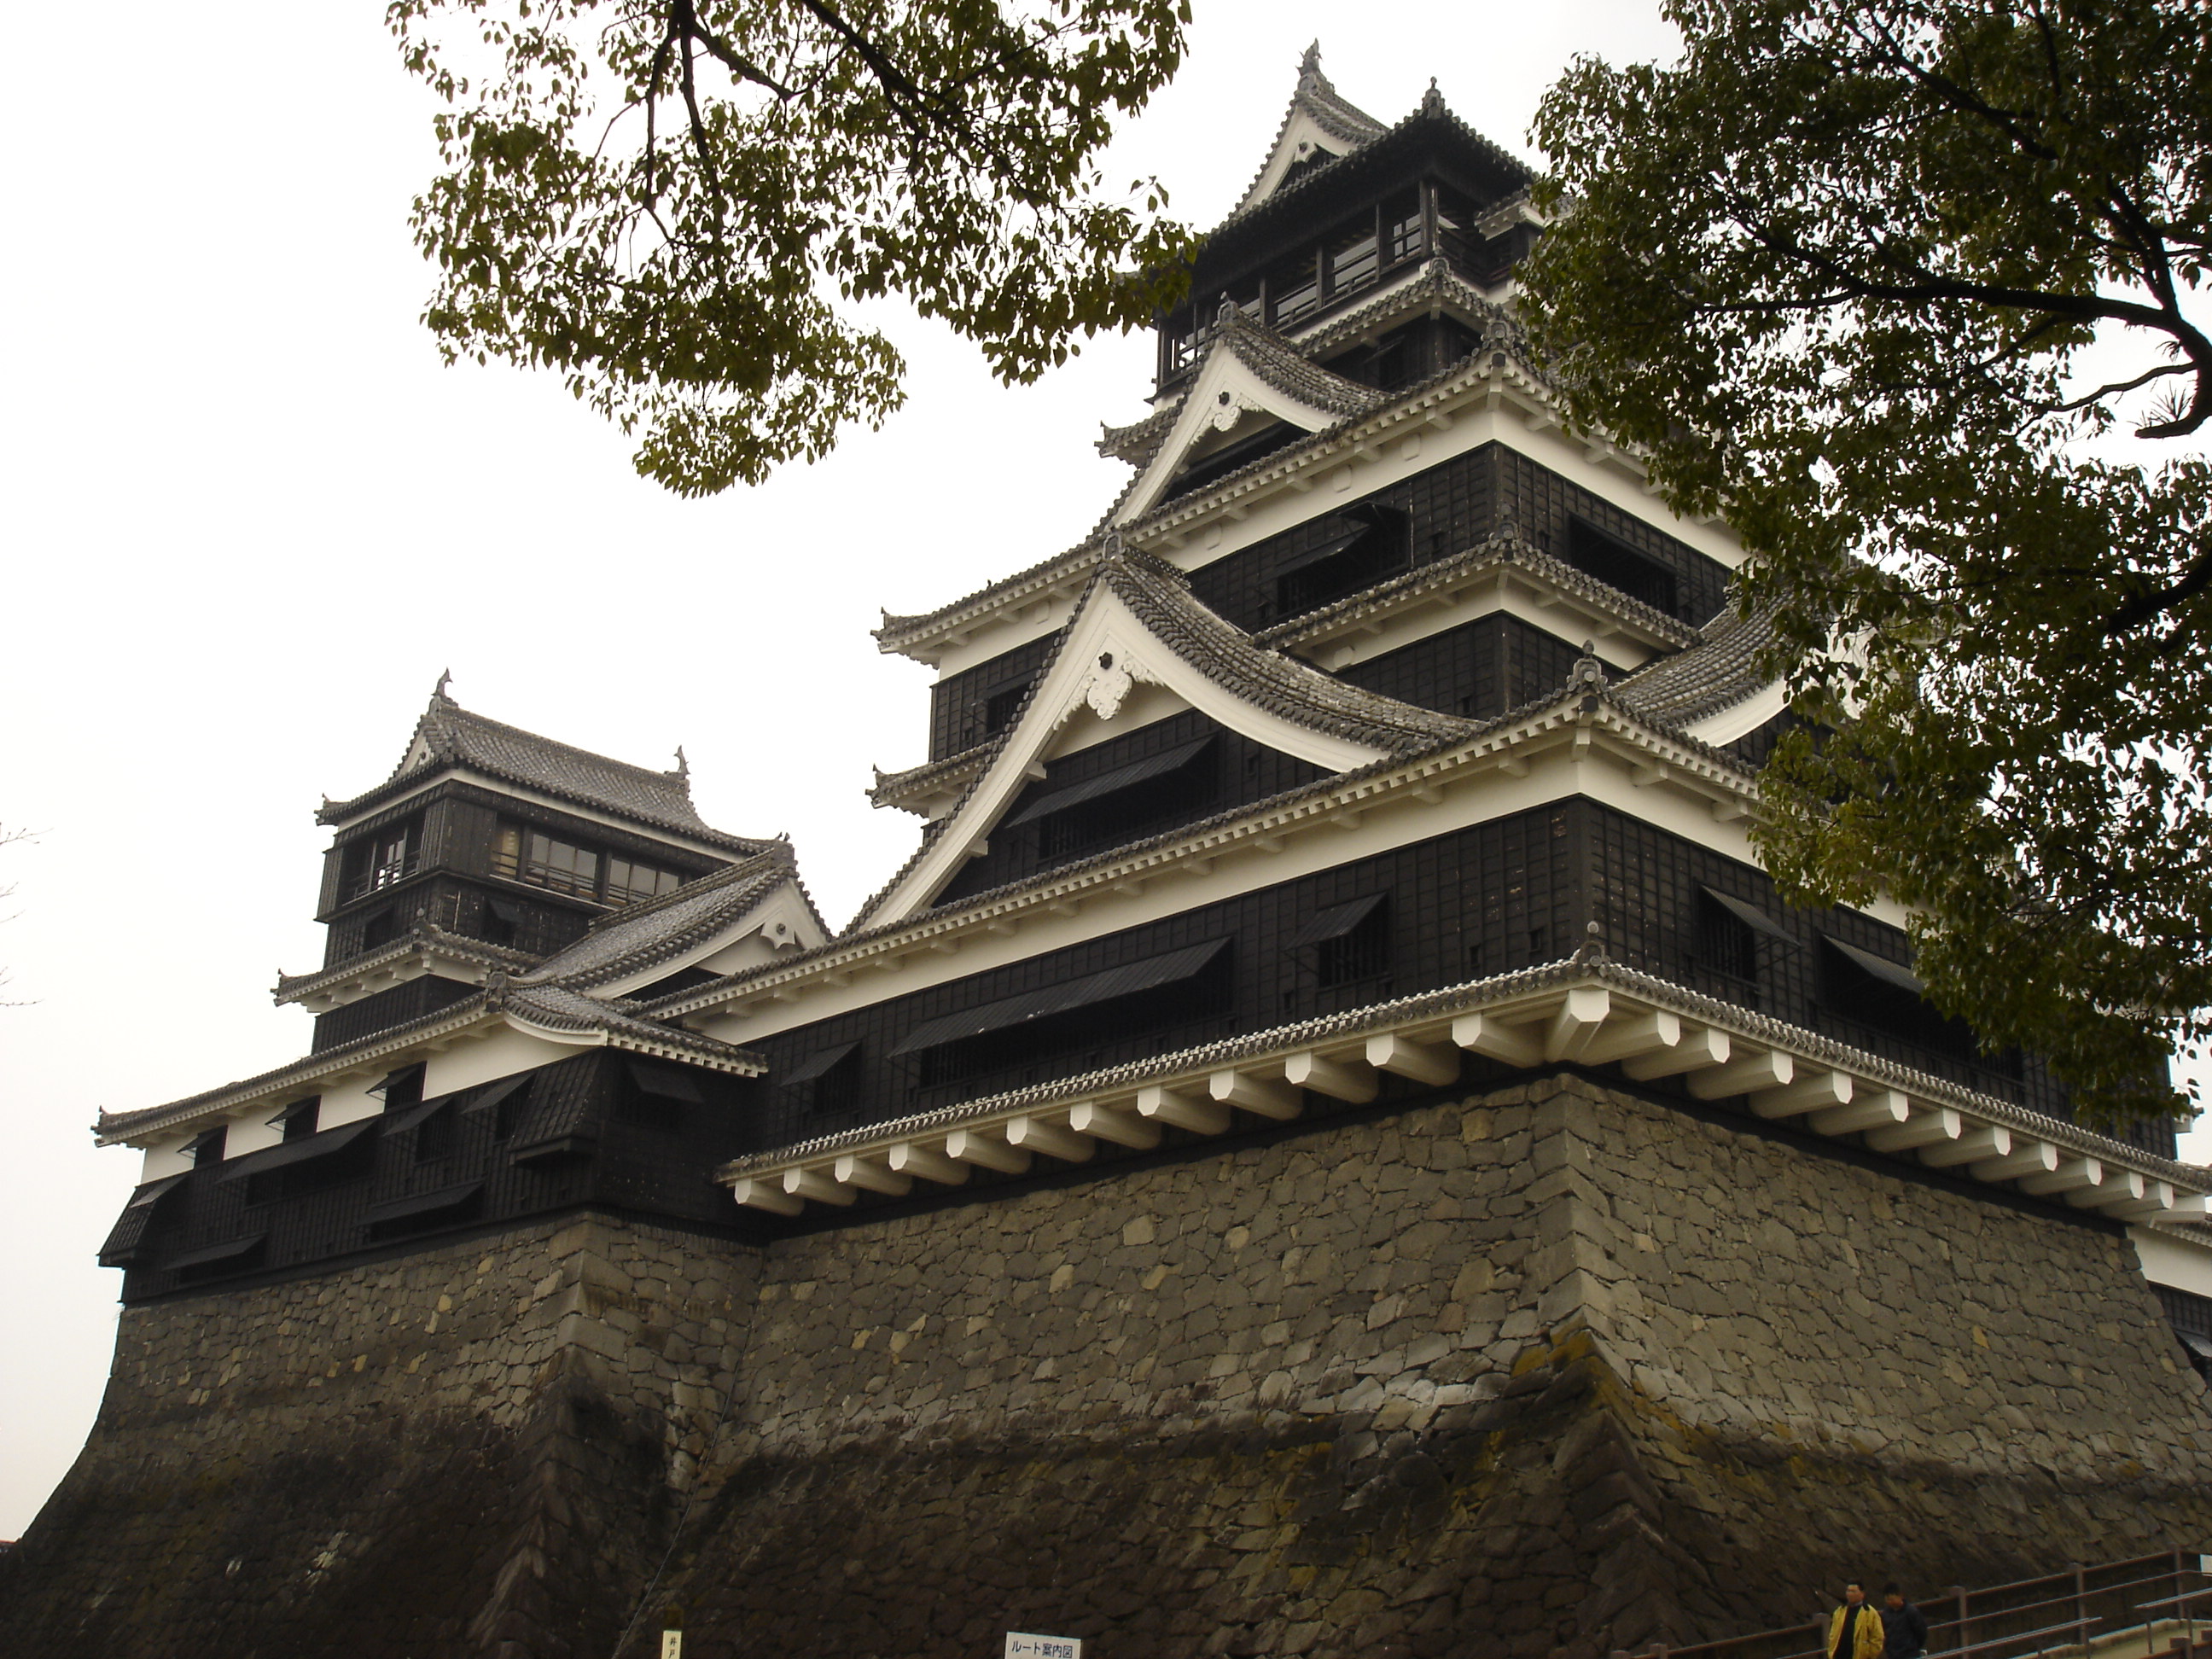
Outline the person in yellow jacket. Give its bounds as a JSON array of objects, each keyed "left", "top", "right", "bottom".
[{"left": 1828, "top": 1582, "right": 1887, "bottom": 1659}]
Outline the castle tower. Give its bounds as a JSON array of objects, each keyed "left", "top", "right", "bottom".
[{"left": 11, "top": 53, "right": 2212, "bottom": 1659}]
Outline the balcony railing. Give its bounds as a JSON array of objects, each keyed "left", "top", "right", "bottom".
[{"left": 342, "top": 854, "right": 418, "bottom": 905}]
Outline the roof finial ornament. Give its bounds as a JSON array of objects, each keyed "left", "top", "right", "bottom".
[
  {"left": 1298, "top": 39, "right": 1322, "bottom": 84},
  {"left": 434, "top": 667, "right": 452, "bottom": 702},
  {"left": 1574, "top": 920, "right": 1608, "bottom": 964},
  {"left": 1570, "top": 643, "right": 1609, "bottom": 693},
  {"left": 1103, "top": 527, "right": 1128, "bottom": 563},
  {"left": 673, "top": 744, "right": 690, "bottom": 780},
  {"left": 1216, "top": 291, "right": 1239, "bottom": 328}
]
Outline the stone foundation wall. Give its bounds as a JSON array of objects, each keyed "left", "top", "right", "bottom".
[
  {"left": 7, "top": 1075, "right": 2211, "bottom": 1659},
  {"left": 0, "top": 1213, "right": 759, "bottom": 1659},
  {"left": 661, "top": 1078, "right": 2212, "bottom": 1658}
]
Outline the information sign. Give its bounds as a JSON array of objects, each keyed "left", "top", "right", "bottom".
[{"left": 1004, "top": 1634, "right": 1082, "bottom": 1659}]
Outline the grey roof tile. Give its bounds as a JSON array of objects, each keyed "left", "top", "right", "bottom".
[
  {"left": 1613, "top": 597, "right": 1781, "bottom": 728},
  {"left": 519, "top": 844, "right": 806, "bottom": 991},
  {"left": 320, "top": 690, "right": 769, "bottom": 853}
]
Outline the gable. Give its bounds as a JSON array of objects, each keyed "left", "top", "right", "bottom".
[
  {"left": 1113, "top": 330, "right": 1383, "bottom": 528},
  {"left": 853, "top": 569, "right": 1433, "bottom": 930}
]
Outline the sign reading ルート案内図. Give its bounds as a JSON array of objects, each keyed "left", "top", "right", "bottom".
[{"left": 1005, "top": 1634, "right": 1082, "bottom": 1659}]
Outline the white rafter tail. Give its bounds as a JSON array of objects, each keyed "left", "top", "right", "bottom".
[
  {"left": 887, "top": 1140, "right": 972, "bottom": 1186},
  {"left": 1452, "top": 1011, "right": 1544, "bottom": 1069},
  {"left": 1543, "top": 987, "right": 1613, "bottom": 1062},
  {"left": 1970, "top": 1139, "right": 2061, "bottom": 1184},
  {"left": 1809, "top": 1088, "right": 1911, "bottom": 1137},
  {"left": 1137, "top": 1084, "right": 1231, "bottom": 1135},
  {"left": 1749, "top": 1070, "right": 1851, "bottom": 1121},
  {"left": 2066, "top": 1167, "right": 2142, "bottom": 1210},
  {"left": 2163, "top": 1195, "right": 2212, "bottom": 1223},
  {"left": 1284, "top": 1051, "right": 1377, "bottom": 1103},
  {"left": 1363, "top": 1033, "right": 1458, "bottom": 1086},
  {"left": 1005, "top": 1114, "right": 1094, "bottom": 1163},
  {"left": 731, "top": 1175, "right": 804, "bottom": 1216},
  {"left": 1864, "top": 1106, "right": 1964, "bottom": 1154},
  {"left": 1209, "top": 1068, "right": 1302, "bottom": 1121},
  {"left": 833, "top": 1154, "right": 911, "bottom": 1197},
  {"left": 1918, "top": 1123, "right": 2011, "bottom": 1169},
  {"left": 2018, "top": 1155, "right": 2104, "bottom": 1197},
  {"left": 2104, "top": 1180, "right": 2180, "bottom": 1224},
  {"left": 1685, "top": 1048, "right": 1793, "bottom": 1101},
  {"left": 944, "top": 1126, "right": 1032, "bottom": 1175},
  {"left": 1068, "top": 1100, "right": 1161, "bottom": 1150},
  {"left": 1622, "top": 1027, "right": 1730, "bottom": 1080},
  {"left": 1579, "top": 1010, "right": 1682, "bottom": 1068},
  {"left": 783, "top": 1167, "right": 858, "bottom": 1207}
]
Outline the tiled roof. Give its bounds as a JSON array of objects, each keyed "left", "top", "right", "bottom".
[
  {"left": 846, "top": 550, "right": 1477, "bottom": 933},
  {"left": 1102, "top": 308, "right": 1392, "bottom": 476},
  {"left": 877, "top": 325, "right": 1550, "bottom": 659},
  {"left": 320, "top": 688, "right": 769, "bottom": 853},
  {"left": 1098, "top": 405, "right": 1177, "bottom": 465},
  {"left": 870, "top": 746, "right": 992, "bottom": 812},
  {"left": 273, "top": 922, "right": 543, "bottom": 1005},
  {"left": 1253, "top": 532, "right": 1702, "bottom": 656},
  {"left": 95, "top": 975, "right": 765, "bottom": 1144},
  {"left": 518, "top": 844, "right": 806, "bottom": 991},
  {"left": 1102, "top": 550, "right": 1476, "bottom": 754},
  {"left": 1209, "top": 79, "right": 1531, "bottom": 242},
  {"left": 1231, "top": 44, "right": 1391, "bottom": 216},
  {"left": 641, "top": 672, "right": 1769, "bottom": 1029},
  {"left": 716, "top": 956, "right": 2203, "bottom": 1194},
  {"left": 1614, "top": 598, "right": 1782, "bottom": 728}
]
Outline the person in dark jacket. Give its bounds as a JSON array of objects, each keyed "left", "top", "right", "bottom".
[{"left": 1883, "top": 1585, "right": 1930, "bottom": 1659}]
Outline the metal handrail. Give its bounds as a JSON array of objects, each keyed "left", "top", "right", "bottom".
[{"left": 1615, "top": 1553, "right": 2205, "bottom": 1659}]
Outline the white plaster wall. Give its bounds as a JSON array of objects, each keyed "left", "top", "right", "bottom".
[
  {"left": 2133, "top": 1226, "right": 2212, "bottom": 1299},
  {"left": 317, "top": 1076, "right": 387, "bottom": 1129},
  {"left": 422, "top": 1029, "right": 580, "bottom": 1098}
]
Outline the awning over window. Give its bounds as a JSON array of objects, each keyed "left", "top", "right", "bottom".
[
  {"left": 368, "top": 1064, "right": 424, "bottom": 1099},
  {"left": 182, "top": 1128, "right": 225, "bottom": 1161},
  {"left": 268, "top": 1096, "right": 320, "bottom": 1128},
  {"left": 1824, "top": 935, "right": 1925, "bottom": 996},
  {"left": 486, "top": 898, "right": 525, "bottom": 924},
  {"left": 460, "top": 1073, "right": 532, "bottom": 1115},
  {"left": 1003, "top": 738, "right": 1214, "bottom": 828},
  {"left": 890, "top": 938, "right": 1230, "bottom": 1057},
  {"left": 166, "top": 1234, "right": 266, "bottom": 1271},
  {"left": 215, "top": 1117, "right": 379, "bottom": 1183},
  {"left": 1286, "top": 893, "right": 1387, "bottom": 948},
  {"left": 366, "top": 1181, "right": 483, "bottom": 1228},
  {"left": 382, "top": 1091, "right": 459, "bottom": 1134},
  {"left": 1272, "top": 522, "right": 1371, "bottom": 577},
  {"left": 2179, "top": 1330, "right": 2212, "bottom": 1363},
  {"left": 781, "top": 1041, "right": 861, "bottom": 1087},
  {"left": 97, "top": 1174, "right": 190, "bottom": 1266},
  {"left": 628, "top": 1058, "right": 707, "bottom": 1103},
  {"left": 1701, "top": 886, "right": 1796, "bottom": 944}
]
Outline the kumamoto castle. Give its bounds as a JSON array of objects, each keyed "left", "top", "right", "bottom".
[{"left": 9, "top": 54, "right": 2212, "bottom": 1659}]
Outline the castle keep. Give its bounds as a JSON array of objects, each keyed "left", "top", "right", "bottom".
[{"left": 9, "top": 54, "right": 2212, "bottom": 1659}]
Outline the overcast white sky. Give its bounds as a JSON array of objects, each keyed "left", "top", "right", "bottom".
[{"left": 3, "top": 0, "right": 2190, "bottom": 1540}]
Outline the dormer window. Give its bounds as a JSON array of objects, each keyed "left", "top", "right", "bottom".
[{"left": 492, "top": 824, "right": 684, "bottom": 907}]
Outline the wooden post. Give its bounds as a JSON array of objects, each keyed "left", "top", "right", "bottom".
[
  {"left": 2072, "top": 1562, "right": 2087, "bottom": 1659},
  {"left": 1953, "top": 1585, "right": 1971, "bottom": 1659}
]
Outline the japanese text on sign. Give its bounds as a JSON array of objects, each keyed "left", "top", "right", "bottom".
[{"left": 1004, "top": 1634, "right": 1082, "bottom": 1659}]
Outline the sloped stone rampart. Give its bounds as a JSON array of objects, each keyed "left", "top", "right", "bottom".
[
  {"left": 0, "top": 1213, "right": 758, "bottom": 1659},
  {"left": 5, "top": 1076, "right": 2211, "bottom": 1659},
  {"left": 657, "top": 1080, "right": 2212, "bottom": 1656}
]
